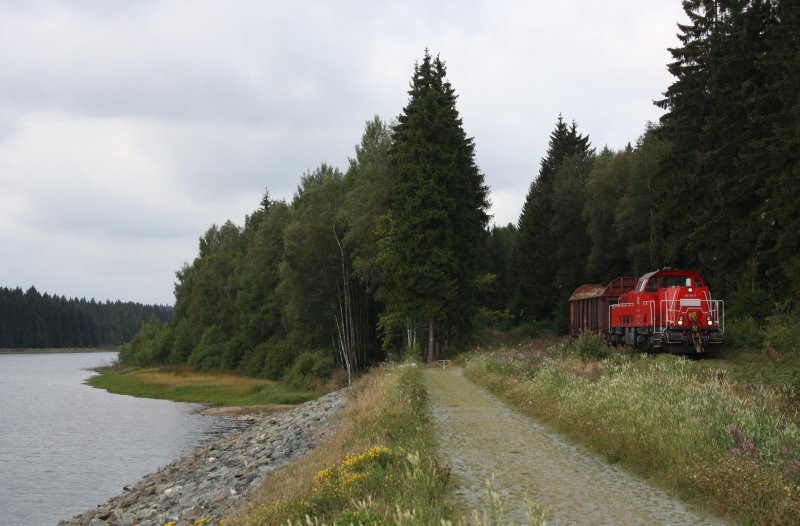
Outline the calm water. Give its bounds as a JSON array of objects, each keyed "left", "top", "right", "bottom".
[{"left": 0, "top": 352, "right": 246, "bottom": 526}]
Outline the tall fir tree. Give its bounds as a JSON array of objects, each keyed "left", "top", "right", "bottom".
[
  {"left": 655, "top": 0, "right": 784, "bottom": 303},
  {"left": 378, "top": 51, "right": 489, "bottom": 362},
  {"left": 511, "top": 116, "right": 590, "bottom": 322},
  {"left": 750, "top": 0, "right": 800, "bottom": 303}
]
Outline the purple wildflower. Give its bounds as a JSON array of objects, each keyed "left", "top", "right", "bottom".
[
  {"left": 729, "top": 426, "right": 744, "bottom": 446},
  {"left": 743, "top": 441, "right": 760, "bottom": 459},
  {"left": 767, "top": 341, "right": 781, "bottom": 361}
]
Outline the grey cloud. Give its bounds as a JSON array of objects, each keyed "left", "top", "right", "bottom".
[{"left": 0, "top": 0, "right": 688, "bottom": 304}]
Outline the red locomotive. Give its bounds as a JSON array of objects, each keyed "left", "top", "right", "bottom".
[{"left": 569, "top": 268, "right": 724, "bottom": 353}]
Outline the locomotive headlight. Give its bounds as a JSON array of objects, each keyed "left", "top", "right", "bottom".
[
  {"left": 688, "top": 287, "right": 693, "bottom": 293},
  {"left": 706, "top": 316, "right": 713, "bottom": 326},
  {"left": 677, "top": 315, "right": 685, "bottom": 326}
]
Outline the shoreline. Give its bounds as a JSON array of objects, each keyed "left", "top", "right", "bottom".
[{"left": 58, "top": 389, "right": 345, "bottom": 526}]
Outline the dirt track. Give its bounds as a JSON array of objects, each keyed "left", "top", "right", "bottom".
[{"left": 426, "top": 367, "right": 728, "bottom": 525}]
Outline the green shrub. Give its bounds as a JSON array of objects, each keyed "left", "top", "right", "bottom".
[
  {"left": 475, "top": 307, "right": 514, "bottom": 329},
  {"left": 283, "top": 349, "right": 336, "bottom": 390},
  {"left": 221, "top": 331, "right": 248, "bottom": 369},
  {"left": 725, "top": 315, "right": 763, "bottom": 350},
  {"left": 262, "top": 338, "right": 297, "bottom": 380},
  {"left": 119, "top": 317, "right": 173, "bottom": 366},
  {"left": 511, "top": 319, "right": 556, "bottom": 339},
  {"left": 238, "top": 340, "right": 269, "bottom": 377},
  {"left": 169, "top": 319, "right": 197, "bottom": 364},
  {"left": 188, "top": 325, "right": 225, "bottom": 370},
  {"left": 573, "top": 331, "right": 609, "bottom": 359},
  {"left": 764, "top": 311, "right": 800, "bottom": 358}
]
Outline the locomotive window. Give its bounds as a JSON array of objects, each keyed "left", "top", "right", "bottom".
[
  {"left": 661, "top": 275, "right": 691, "bottom": 288},
  {"left": 646, "top": 278, "right": 659, "bottom": 292}
]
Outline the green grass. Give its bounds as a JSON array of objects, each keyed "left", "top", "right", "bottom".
[
  {"left": 464, "top": 335, "right": 800, "bottom": 525},
  {"left": 87, "top": 366, "right": 318, "bottom": 406},
  {"left": 699, "top": 347, "right": 800, "bottom": 392}
]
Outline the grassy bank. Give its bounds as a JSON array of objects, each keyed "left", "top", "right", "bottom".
[
  {"left": 464, "top": 336, "right": 800, "bottom": 525},
  {"left": 88, "top": 365, "right": 318, "bottom": 406},
  {"left": 231, "top": 362, "right": 457, "bottom": 525}
]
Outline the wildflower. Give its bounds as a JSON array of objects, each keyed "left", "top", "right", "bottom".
[
  {"left": 743, "top": 442, "right": 760, "bottom": 459},
  {"left": 767, "top": 341, "right": 782, "bottom": 361},
  {"left": 729, "top": 426, "right": 744, "bottom": 447}
]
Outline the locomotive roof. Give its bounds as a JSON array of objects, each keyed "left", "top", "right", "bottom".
[{"left": 640, "top": 268, "right": 703, "bottom": 280}]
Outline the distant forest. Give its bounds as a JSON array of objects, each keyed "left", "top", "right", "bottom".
[
  {"left": 0, "top": 286, "right": 172, "bottom": 348},
  {"left": 121, "top": 1, "right": 799, "bottom": 378}
]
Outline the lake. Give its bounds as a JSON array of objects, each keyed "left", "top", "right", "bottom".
[{"left": 0, "top": 351, "right": 246, "bottom": 525}]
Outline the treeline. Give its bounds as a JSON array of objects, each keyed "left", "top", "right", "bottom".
[
  {"left": 123, "top": 1, "right": 799, "bottom": 376},
  {"left": 509, "top": 0, "right": 800, "bottom": 330},
  {"left": 0, "top": 286, "right": 173, "bottom": 348},
  {"left": 120, "top": 52, "right": 489, "bottom": 380}
]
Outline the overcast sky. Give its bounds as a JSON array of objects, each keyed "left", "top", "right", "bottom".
[{"left": 0, "top": 0, "right": 687, "bottom": 306}]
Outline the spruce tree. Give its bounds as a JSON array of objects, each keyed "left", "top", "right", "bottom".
[
  {"left": 756, "top": 0, "right": 800, "bottom": 302},
  {"left": 511, "top": 116, "right": 590, "bottom": 323},
  {"left": 378, "top": 51, "right": 489, "bottom": 362},
  {"left": 655, "top": 0, "right": 782, "bottom": 299}
]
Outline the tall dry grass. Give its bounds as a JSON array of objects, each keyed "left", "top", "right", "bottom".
[
  {"left": 231, "top": 362, "right": 454, "bottom": 525},
  {"left": 464, "top": 336, "right": 800, "bottom": 525}
]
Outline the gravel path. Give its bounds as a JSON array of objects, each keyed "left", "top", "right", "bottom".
[{"left": 427, "top": 367, "right": 728, "bottom": 526}]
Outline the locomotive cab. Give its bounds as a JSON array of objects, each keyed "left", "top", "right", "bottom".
[{"left": 609, "top": 268, "right": 724, "bottom": 353}]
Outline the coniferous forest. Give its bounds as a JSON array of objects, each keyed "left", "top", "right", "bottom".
[
  {"left": 0, "top": 286, "right": 172, "bottom": 348},
  {"left": 121, "top": 1, "right": 799, "bottom": 377}
]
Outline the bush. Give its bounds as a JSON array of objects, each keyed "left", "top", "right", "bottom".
[
  {"left": 238, "top": 340, "right": 269, "bottom": 377},
  {"left": 573, "top": 331, "right": 609, "bottom": 359},
  {"left": 221, "top": 331, "right": 248, "bottom": 369},
  {"left": 169, "top": 319, "right": 197, "bottom": 364},
  {"left": 511, "top": 319, "right": 557, "bottom": 340},
  {"left": 475, "top": 307, "right": 514, "bottom": 329},
  {"left": 725, "top": 315, "right": 763, "bottom": 350},
  {"left": 118, "top": 317, "right": 173, "bottom": 366},
  {"left": 283, "top": 349, "right": 336, "bottom": 390},
  {"left": 262, "top": 338, "right": 296, "bottom": 380},
  {"left": 188, "top": 325, "right": 225, "bottom": 370},
  {"left": 764, "top": 311, "right": 800, "bottom": 358}
]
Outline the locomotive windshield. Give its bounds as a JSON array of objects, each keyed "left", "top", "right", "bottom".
[
  {"left": 661, "top": 275, "right": 692, "bottom": 288},
  {"left": 638, "top": 274, "right": 703, "bottom": 292}
]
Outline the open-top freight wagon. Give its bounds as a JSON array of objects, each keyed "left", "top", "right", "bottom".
[{"left": 569, "top": 268, "right": 725, "bottom": 354}]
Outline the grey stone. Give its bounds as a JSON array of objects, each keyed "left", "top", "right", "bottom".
[{"left": 58, "top": 390, "right": 344, "bottom": 525}]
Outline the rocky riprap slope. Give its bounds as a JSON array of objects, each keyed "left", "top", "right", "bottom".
[{"left": 58, "top": 390, "right": 345, "bottom": 526}]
